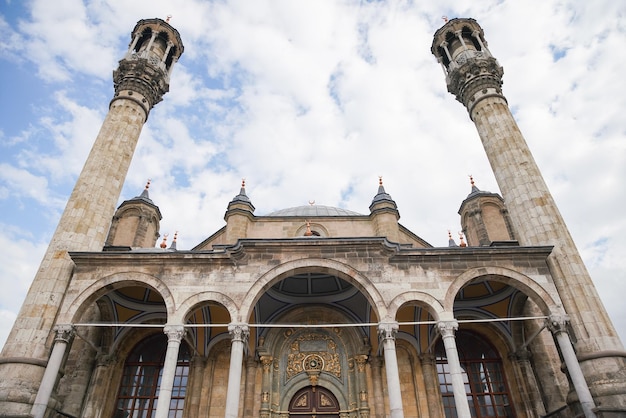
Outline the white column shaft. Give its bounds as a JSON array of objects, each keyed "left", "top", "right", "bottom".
[
  {"left": 31, "top": 326, "right": 73, "bottom": 418},
  {"left": 225, "top": 324, "right": 249, "bottom": 418},
  {"left": 154, "top": 326, "right": 184, "bottom": 418},
  {"left": 553, "top": 328, "right": 597, "bottom": 418},
  {"left": 439, "top": 321, "right": 472, "bottom": 418},
  {"left": 379, "top": 322, "right": 404, "bottom": 418}
]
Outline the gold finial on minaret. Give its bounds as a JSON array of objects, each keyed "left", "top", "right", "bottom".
[
  {"left": 166, "top": 15, "right": 172, "bottom": 23},
  {"left": 173, "top": 231, "right": 178, "bottom": 242},
  {"left": 469, "top": 175, "right": 474, "bottom": 187},
  {"left": 442, "top": 16, "right": 449, "bottom": 23},
  {"left": 145, "top": 179, "right": 151, "bottom": 190},
  {"left": 241, "top": 178, "right": 246, "bottom": 188},
  {"left": 458, "top": 232, "right": 467, "bottom": 247},
  {"left": 309, "top": 200, "right": 315, "bottom": 206},
  {"left": 160, "top": 233, "right": 169, "bottom": 248},
  {"left": 378, "top": 176, "right": 383, "bottom": 186},
  {"left": 448, "top": 230, "right": 453, "bottom": 240}
]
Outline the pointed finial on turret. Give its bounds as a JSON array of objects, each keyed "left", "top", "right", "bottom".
[
  {"left": 442, "top": 16, "right": 449, "bottom": 23},
  {"left": 458, "top": 232, "right": 467, "bottom": 247},
  {"left": 225, "top": 178, "right": 255, "bottom": 217},
  {"left": 160, "top": 233, "right": 169, "bottom": 249},
  {"left": 370, "top": 175, "right": 398, "bottom": 216},
  {"left": 448, "top": 230, "right": 458, "bottom": 247},
  {"left": 139, "top": 178, "right": 153, "bottom": 200},
  {"left": 169, "top": 231, "right": 178, "bottom": 250},
  {"left": 166, "top": 15, "right": 172, "bottom": 23},
  {"left": 468, "top": 174, "right": 480, "bottom": 195}
]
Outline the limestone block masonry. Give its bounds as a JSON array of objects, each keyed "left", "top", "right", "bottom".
[{"left": 0, "top": 18, "right": 183, "bottom": 416}]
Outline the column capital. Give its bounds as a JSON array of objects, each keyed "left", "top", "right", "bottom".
[
  {"left": 547, "top": 314, "right": 570, "bottom": 334},
  {"left": 228, "top": 323, "right": 250, "bottom": 343},
  {"left": 437, "top": 320, "right": 459, "bottom": 338},
  {"left": 378, "top": 322, "right": 398, "bottom": 341},
  {"left": 163, "top": 325, "right": 185, "bottom": 342},
  {"left": 260, "top": 355, "right": 273, "bottom": 372},
  {"left": 53, "top": 324, "right": 74, "bottom": 343},
  {"left": 419, "top": 353, "right": 436, "bottom": 365},
  {"left": 354, "top": 354, "right": 369, "bottom": 373}
]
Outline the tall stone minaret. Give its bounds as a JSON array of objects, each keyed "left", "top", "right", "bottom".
[
  {"left": 432, "top": 18, "right": 625, "bottom": 411},
  {"left": 0, "top": 18, "right": 183, "bottom": 415}
]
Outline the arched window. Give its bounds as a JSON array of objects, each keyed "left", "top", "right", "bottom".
[
  {"left": 115, "top": 333, "right": 190, "bottom": 418},
  {"left": 436, "top": 330, "right": 513, "bottom": 418}
]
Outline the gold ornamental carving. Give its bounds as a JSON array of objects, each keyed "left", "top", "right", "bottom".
[{"left": 286, "top": 333, "right": 341, "bottom": 380}]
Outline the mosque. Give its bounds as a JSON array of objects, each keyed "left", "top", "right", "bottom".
[{"left": 0, "top": 16, "right": 624, "bottom": 418}]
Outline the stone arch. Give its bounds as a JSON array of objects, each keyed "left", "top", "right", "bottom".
[
  {"left": 171, "top": 291, "right": 238, "bottom": 324},
  {"left": 443, "top": 266, "right": 560, "bottom": 314},
  {"left": 239, "top": 257, "right": 388, "bottom": 323},
  {"left": 387, "top": 291, "right": 445, "bottom": 322},
  {"left": 58, "top": 271, "right": 176, "bottom": 325}
]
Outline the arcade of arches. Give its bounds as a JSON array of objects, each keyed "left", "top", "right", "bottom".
[{"left": 46, "top": 252, "right": 583, "bottom": 418}]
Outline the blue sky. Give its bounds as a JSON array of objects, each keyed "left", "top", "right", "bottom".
[{"left": 1, "top": 0, "right": 625, "bottom": 348}]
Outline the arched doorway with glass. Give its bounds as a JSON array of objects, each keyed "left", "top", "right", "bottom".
[
  {"left": 435, "top": 330, "right": 513, "bottom": 418},
  {"left": 114, "top": 333, "right": 191, "bottom": 418}
]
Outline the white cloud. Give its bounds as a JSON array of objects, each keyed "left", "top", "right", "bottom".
[{"left": 0, "top": 223, "right": 47, "bottom": 348}]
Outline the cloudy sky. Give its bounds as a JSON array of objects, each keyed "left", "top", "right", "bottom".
[{"left": 0, "top": 0, "right": 624, "bottom": 349}]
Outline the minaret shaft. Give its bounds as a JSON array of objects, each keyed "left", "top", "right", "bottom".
[
  {"left": 471, "top": 96, "right": 617, "bottom": 346},
  {"left": 1, "top": 98, "right": 146, "bottom": 359},
  {"left": 433, "top": 17, "right": 625, "bottom": 412},
  {"left": 0, "top": 18, "right": 183, "bottom": 416}
]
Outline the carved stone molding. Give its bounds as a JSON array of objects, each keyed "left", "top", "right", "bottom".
[{"left": 446, "top": 54, "right": 505, "bottom": 110}]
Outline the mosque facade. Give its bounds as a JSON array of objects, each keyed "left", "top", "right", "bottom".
[{"left": 0, "top": 16, "right": 624, "bottom": 418}]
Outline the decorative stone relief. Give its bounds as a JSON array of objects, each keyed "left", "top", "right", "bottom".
[{"left": 286, "top": 333, "right": 341, "bottom": 380}]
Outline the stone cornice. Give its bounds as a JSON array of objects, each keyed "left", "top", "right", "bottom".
[{"left": 69, "top": 240, "right": 553, "bottom": 267}]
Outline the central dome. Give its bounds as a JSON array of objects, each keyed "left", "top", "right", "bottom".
[{"left": 266, "top": 205, "right": 363, "bottom": 217}]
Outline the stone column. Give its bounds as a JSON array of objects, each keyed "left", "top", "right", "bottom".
[
  {"left": 355, "top": 354, "right": 370, "bottom": 417},
  {"left": 259, "top": 355, "right": 273, "bottom": 418},
  {"left": 225, "top": 324, "right": 249, "bottom": 418},
  {"left": 243, "top": 356, "right": 258, "bottom": 416},
  {"left": 31, "top": 325, "right": 74, "bottom": 418},
  {"left": 369, "top": 355, "right": 385, "bottom": 418},
  {"left": 378, "top": 322, "right": 404, "bottom": 418},
  {"left": 154, "top": 325, "right": 185, "bottom": 418},
  {"left": 438, "top": 321, "right": 471, "bottom": 418},
  {"left": 548, "top": 315, "right": 597, "bottom": 418},
  {"left": 510, "top": 349, "right": 546, "bottom": 417},
  {"left": 185, "top": 355, "right": 205, "bottom": 416},
  {"left": 81, "top": 353, "right": 117, "bottom": 418},
  {"left": 420, "top": 354, "right": 445, "bottom": 418}
]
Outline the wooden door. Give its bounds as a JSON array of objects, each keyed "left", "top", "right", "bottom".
[{"left": 288, "top": 386, "right": 340, "bottom": 417}]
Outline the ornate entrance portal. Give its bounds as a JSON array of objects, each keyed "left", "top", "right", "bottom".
[{"left": 289, "top": 386, "right": 340, "bottom": 417}]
